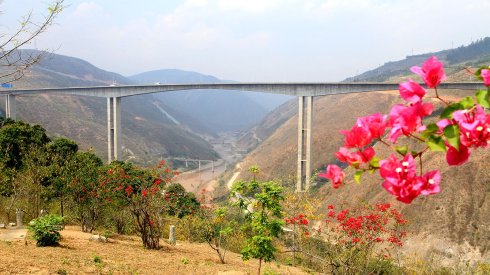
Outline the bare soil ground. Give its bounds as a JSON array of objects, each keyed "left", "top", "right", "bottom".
[{"left": 0, "top": 226, "right": 306, "bottom": 275}]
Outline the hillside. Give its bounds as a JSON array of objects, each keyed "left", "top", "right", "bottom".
[
  {"left": 345, "top": 37, "right": 490, "bottom": 82},
  {"left": 235, "top": 39, "right": 490, "bottom": 264},
  {"left": 2, "top": 50, "right": 219, "bottom": 163},
  {"left": 0, "top": 226, "right": 305, "bottom": 274}
]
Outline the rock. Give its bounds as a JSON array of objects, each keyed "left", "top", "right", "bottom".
[
  {"left": 8, "top": 223, "right": 16, "bottom": 227},
  {"left": 169, "top": 225, "right": 176, "bottom": 246},
  {"left": 0, "top": 224, "right": 5, "bottom": 229},
  {"left": 89, "top": 235, "right": 108, "bottom": 243}
]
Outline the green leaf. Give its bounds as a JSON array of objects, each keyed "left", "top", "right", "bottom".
[
  {"left": 369, "top": 157, "right": 380, "bottom": 168},
  {"left": 427, "top": 135, "right": 447, "bottom": 152},
  {"left": 421, "top": 123, "right": 439, "bottom": 139},
  {"left": 394, "top": 145, "right": 408, "bottom": 156},
  {"left": 459, "top": 96, "right": 475, "bottom": 109},
  {"left": 354, "top": 170, "right": 363, "bottom": 184},
  {"left": 440, "top": 103, "right": 463, "bottom": 119},
  {"left": 476, "top": 90, "right": 490, "bottom": 108},
  {"left": 443, "top": 124, "right": 460, "bottom": 150}
]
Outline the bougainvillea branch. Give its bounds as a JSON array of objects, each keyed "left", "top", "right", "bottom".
[{"left": 320, "top": 57, "right": 490, "bottom": 203}]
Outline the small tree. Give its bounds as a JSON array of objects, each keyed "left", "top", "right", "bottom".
[
  {"left": 195, "top": 206, "right": 235, "bottom": 264},
  {"left": 231, "top": 167, "right": 284, "bottom": 275},
  {"left": 64, "top": 151, "right": 104, "bottom": 232},
  {"left": 162, "top": 183, "right": 200, "bottom": 218},
  {"left": 105, "top": 161, "right": 174, "bottom": 249}
]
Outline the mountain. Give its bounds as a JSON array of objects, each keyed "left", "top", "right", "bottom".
[
  {"left": 235, "top": 38, "right": 490, "bottom": 264},
  {"left": 130, "top": 69, "right": 292, "bottom": 134},
  {"left": 2, "top": 50, "right": 219, "bottom": 163},
  {"left": 345, "top": 37, "right": 490, "bottom": 83}
]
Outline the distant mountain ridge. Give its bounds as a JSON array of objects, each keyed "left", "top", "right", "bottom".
[{"left": 129, "top": 70, "right": 291, "bottom": 134}]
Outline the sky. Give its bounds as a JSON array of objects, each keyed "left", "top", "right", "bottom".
[{"left": 2, "top": 0, "right": 490, "bottom": 82}]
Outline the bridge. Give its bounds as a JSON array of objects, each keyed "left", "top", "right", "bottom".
[{"left": 2, "top": 82, "right": 484, "bottom": 192}]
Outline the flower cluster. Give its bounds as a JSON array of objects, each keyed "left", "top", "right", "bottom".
[
  {"left": 324, "top": 203, "right": 407, "bottom": 247},
  {"left": 284, "top": 213, "right": 309, "bottom": 225},
  {"left": 320, "top": 57, "right": 490, "bottom": 203}
]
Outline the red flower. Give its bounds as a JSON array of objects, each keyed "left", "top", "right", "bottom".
[
  {"left": 359, "top": 113, "right": 388, "bottom": 139},
  {"left": 335, "top": 147, "right": 375, "bottom": 166},
  {"left": 337, "top": 209, "right": 349, "bottom": 221},
  {"left": 340, "top": 122, "right": 373, "bottom": 148},
  {"left": 142, "top": 189, "right": 148, "bottom": 198},
  {"left": 410, "top": 56, "right": 446, "bottom": 88},
  {"left": 375, "top": 203, "right": 390, "bottom": 212},
  {"left": 327, "top": 210, "right": 336, "bottom": 218},
  {"left": 399, "top": 79, "right": 426, "bottom": 103},
  {"left": 125, "top": 186, "right": 133, "bottom": 196},
  {"left": 482, "top": 69, "right": 490, "bottom": 86},
  {"left": 327, "top": 205, "right": 335, "bottom": 210},
  {"left": 380, "top": 154, "right": 440, "bottom": 203},
  {"left": 389, "top": 102, "right": 433, "bottom": 143},
  {"left": 154, "top": 178, "right": 162, "bottom": 186},
  {"left": 446, "top": 144, "right": 470, "bottom": 166},
  {"left": 453, "top": 106, "right": 490, "bottom": 149},
  {"left": 318, "top": 165, "right": 345, "bottom": 189}
]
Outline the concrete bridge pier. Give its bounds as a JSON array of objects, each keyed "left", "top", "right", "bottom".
[
  {"left": 5, "top": 94, "right": 16, "bottom": 120},
  {"left": 297, "top": 96, "right": 313, "bottom": 192},
  {"left": 107, "top": 97, "right": 121, "bottom": 163}
]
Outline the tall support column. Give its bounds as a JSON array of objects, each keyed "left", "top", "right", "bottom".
[
  {"left": 113, "top": 97, "right": 121, "bottom": 161},
  {"left": 107, "top": 97, "right": 122, "bottom": 163},
  {"left": 5, "top": 94, "right": 16, "bottom": 120},
  {"left": 305, "top": 96, "right": 313, "bottom": 190},
  {"left": 107, "top": 97, "right": 113, "bottom": 163},
  {"left": 297, "top": 96, "right": 313, "bottom": 192}
]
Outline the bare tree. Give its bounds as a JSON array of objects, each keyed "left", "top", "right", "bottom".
[{"left": 0, "top": 0, "right": 64, "bottom": 83}]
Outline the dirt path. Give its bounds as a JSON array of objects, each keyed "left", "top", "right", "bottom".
[{"left": 0, "top": 228, "right": 27, "bottom": 241}]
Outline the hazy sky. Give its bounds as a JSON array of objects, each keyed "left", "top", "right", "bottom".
[{"left": 2, "top": 0, "right": 490, "bottom": 81}]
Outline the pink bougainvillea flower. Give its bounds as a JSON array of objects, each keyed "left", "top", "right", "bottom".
[
  {"left": 399, "top": 79, "right": 426, "bottom": 103},
  {"left": 359, "top": 113, "right": 388, "bottom": 139},
  {"left": 388, "top": 102, "right": 433, "bottom": 143},
  {"left": 379, "top": 154, "right": 439, "bottom": 203},
  {"left": 410, "top": 56, "right": 446, "bottom": 88},
  {"left": 446, "top": 144, "right": 470, "bottom": 166},
  {"left": 453, "top": 106, "right": 490, "bottom": 148},
  {"left": 418, "top": 170, "right": 441, "bottom": 195},
  {"left": 319, "top": 164, "right": 345, "bottom": 189},
  {"left": 340, "top": 122, "right": 373, "bottom": 148},
  {"left": 335, "top": 147, "right": 375, "bottom": 166},
  {"left": 436, "top": 118, "right": 453, "bottom": 132},
  {"left": 482, "top": 69, "right": 490, "bottom": 86}
]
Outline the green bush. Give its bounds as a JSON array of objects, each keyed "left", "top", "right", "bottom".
[{"left": 28, "top": 214, "right": 64, "bottom": 246}]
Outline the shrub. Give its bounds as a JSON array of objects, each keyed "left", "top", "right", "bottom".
[{"left": 28, "top": 214, "right": 64, "bottom": 246}]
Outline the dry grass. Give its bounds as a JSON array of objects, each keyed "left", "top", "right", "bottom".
[{"left": 0, "top": 226, "right": 306, "bottom": 275}]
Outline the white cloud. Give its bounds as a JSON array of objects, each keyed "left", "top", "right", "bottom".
[
  {"left": 216, "top": 0, "right": 279, "bottom": 13},
  {"left": 72, "top": 2, "right": 103, "bottom": 18}
]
